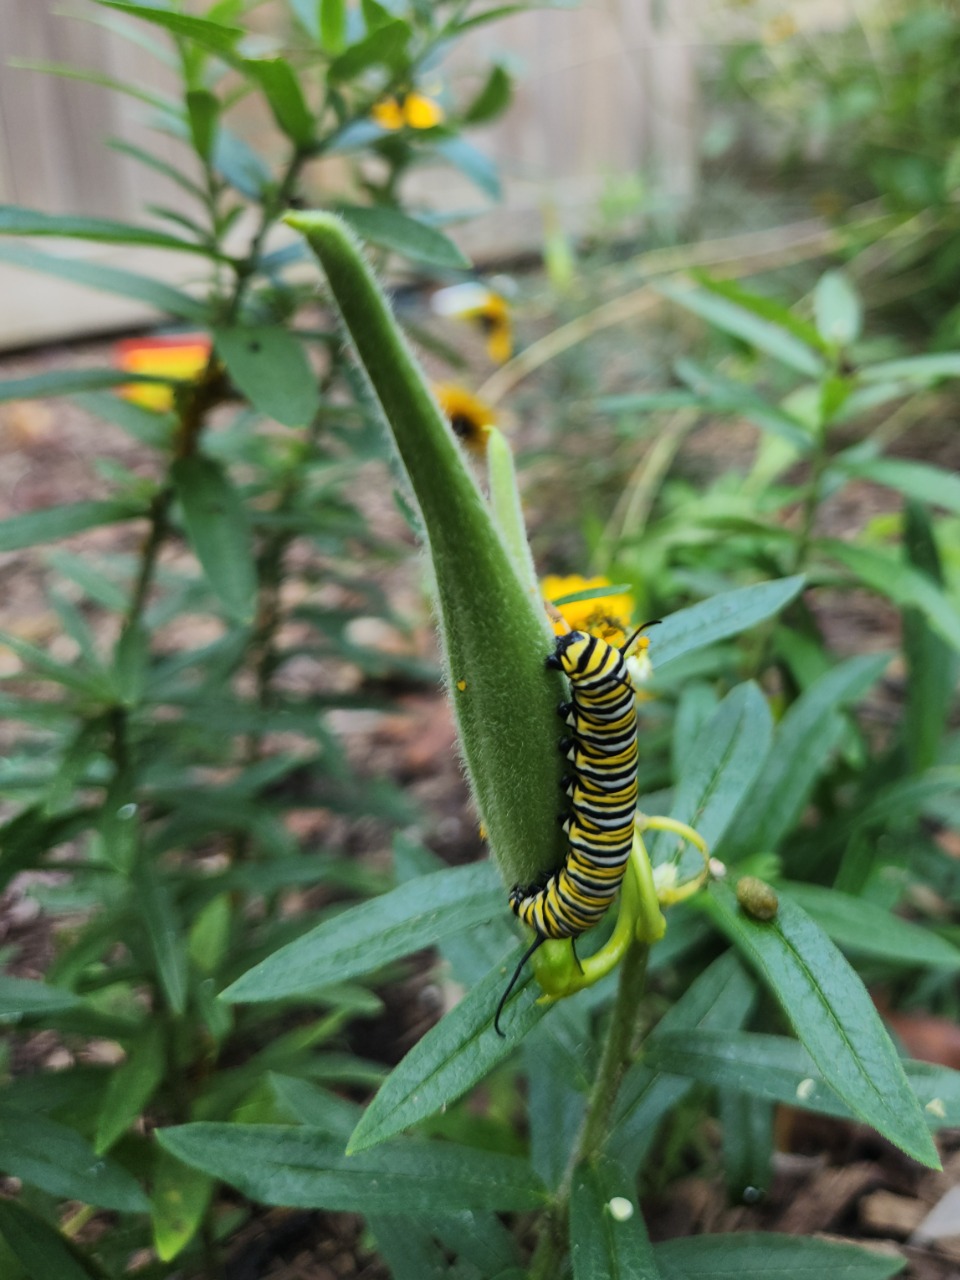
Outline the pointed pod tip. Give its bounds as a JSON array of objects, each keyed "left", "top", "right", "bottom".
[{"left": 283, "top": 209, "right": 349, "bottom": 238}]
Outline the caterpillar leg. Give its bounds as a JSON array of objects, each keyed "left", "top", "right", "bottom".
[{"left": 494, "top": 934, "right": 546, "bottom": 1037}]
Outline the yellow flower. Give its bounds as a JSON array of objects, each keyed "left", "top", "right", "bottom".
[
  {"left": 541, "top": 574, "right": 636, "bottom": 649},
  {"left": 762, "top": 13, "right": 798, "bottom": 44},
  {"left": 433, "top": 382, "right": 496, "bottom": 456},
  {"left": 115, "top": 334, "right": 211, "bottom": 411},
  {"left": 431, "top": 282, "right": 512, "bottom": 364},
  {"left": 371, "top": 91, "right": 445, "bottom": 131}
]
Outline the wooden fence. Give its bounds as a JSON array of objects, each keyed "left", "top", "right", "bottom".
[{"left": 0, "top": 0, "right": 700, "bottom": 348}]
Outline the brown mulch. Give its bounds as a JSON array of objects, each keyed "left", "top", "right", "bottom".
[
  {"left": 222, "top": 1210, "right": 389, "bottom": 1280},
  {"left": 647, "top": 1120, "right": 960, "bottom": 1279}
]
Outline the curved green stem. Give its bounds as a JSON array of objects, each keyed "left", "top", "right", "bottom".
[{"left": 530, "top": 935, "right": 651, "bottom": 1280}]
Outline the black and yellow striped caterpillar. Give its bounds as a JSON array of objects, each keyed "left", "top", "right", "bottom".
[{"left": 494, "top": 628, "right": 642, "bottom": 1035}]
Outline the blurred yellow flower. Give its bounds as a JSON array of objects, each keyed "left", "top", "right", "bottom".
[
  {"left": 541, "top": 574, "right": 636, "bottom": 648},
  {"left": 434, "top": 382, "right": 496, "bottom": 456},
  {"left": 115, "top": 334, "right": 211, "bottom": 412},
  {"left": 372, "top": 92, "right": 444, "bottom": 131},
  {"left": 762, "top": 13, "right": 798, "bottom": 43},
  {"left": 431, "top": 282, "right": 512, "bottom": 364}
]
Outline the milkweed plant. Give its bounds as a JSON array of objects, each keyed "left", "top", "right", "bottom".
[{"left": 167, "top": 215, "right": 958, "bottom": 1280}]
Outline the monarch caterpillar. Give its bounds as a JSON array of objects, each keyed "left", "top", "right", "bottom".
[{"left": 494, "top": 626, "right": 647, "bottom": 1035}]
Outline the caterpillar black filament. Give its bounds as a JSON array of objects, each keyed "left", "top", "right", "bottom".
[{"left": 495, "top": 629, "right": 640, "bottom": 1034}]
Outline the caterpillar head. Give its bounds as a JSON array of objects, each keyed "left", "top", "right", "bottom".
[{"left": 547, "top": 630, "right": 594, "bottom": 676}]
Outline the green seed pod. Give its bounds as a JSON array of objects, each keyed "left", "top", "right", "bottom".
[
  {"left": 736, "top": 875, "right": 779, "bottom": 922},
  {"left": 286, "top": 212, "right": 566, "bottom": 891}
]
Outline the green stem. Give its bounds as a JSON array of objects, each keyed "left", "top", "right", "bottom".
[
  {"left": 578, "top": 939, "right": 650, "bottom": 1160},
  {"left": 126, "top": 489, "right": 172, "bottom": 629},
  {"left": 530, "top": 938, "right": 650, "bottom": 1279},
  {"left": 791, "top": 440, "right": 828, "bottom": 574}
]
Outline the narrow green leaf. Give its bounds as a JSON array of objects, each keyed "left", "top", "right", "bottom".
[
  {"left": 431, "top": 1211, "right": 522, "bottom": 1276},
  {"left": 171, "top": 454, "right": 257, "bottom": 623},
  {"left": 246, "top": 58, "right": 314, "bottom": 146},
  {"left": 347, "top": 947, "right": 550, "bottom": 1153},
  {"left": 595, "top": 390, "right": 701, "bottom": 415},
  {"left": 435, "top": 138, "right": 502, "bottom": 198},
  {"left": 328, "top": 19, "right": 410, "bottom": 80},
  {"left": 654, "top": 1232, "right": 906, "bottom": 1279},
  {"left": 860, "top": 352, "right": 960, "bottom": 384},
  {"left": 607, "top": 952, "right": 756, "bottom": 1173},
  {"left": 133, "top": 863, "right": 188, "bottom": 1016},
  {"left": 0, "top": 807, "right": 96, "bottom": 894},
  {"left": 651, "top": 682, "right": 772, "bottom": 863},
  {"left": 782, "top": 883, "right": 960, "bottom": 970},
  {"left": 645, "top": 1029, "right": 960, "bottom": 1131},
  {"left": 108, "top": 137, "right": 207, "bottom": 200},
  {"left": 719, "top": 653, "right": 889, "bottom": 858},
  {"left": 0, "top": 630, "right": 115, "bottom": 700},
  {"left": 551, "top": 585, "right": 634, "bottom": 607},
  {"left": 813, "top": 270, "right": 862, "bottom": 346},
  {"left": 656, "top": 281, "right": 826, "bottom": 378},
  {"left": 367, "top": 1217, "right": 449, "bottom": 1280},
  {"left": 361, "top": 0, "right": 393, "bottom": 29},
  {"left": 0, "top": 205, "right": 217, "bottom": 255},
  {"left": 0, "top": 243, "right": 207, "bottom": 318},
  {"left": 112, "top": 620, "right": 148, "bottom": 707},
  {"left": 701, "top": 882, "right": 940, "bottom": 1168},
  {"left": 902, "top": 501, "right": 957, "bottom": 772},
  {"left": 10, "top": 56, "right": 176, "bottom": 113},
  {"left": 0, "top": 1107, "right": 149, "bottom": 1210},
  {"left": 570, "top": 1160, "right": 661, "bottom": 1280},
  {"left": 186, "top": 88, "right": 218, "bottom": 162},
  {"left": 212, "top": 128, "right": 272, "bottom": 199},
  {"left": 157, "top": 1124, "right": 547, "bottom": 1211},
  {"left": 820, "top": 540, "right": 960, "bottom": 654},
  {"left": 187, "top": 893, "right": 232, "bottom": 973},
  {"left": 719, "top": 1089, "right": 773, "bottom": 1199},
  {"left": 269, "top": 1074, "right": 360, "bottom": 1140},
  {"left": 0, "top": 500, "right": 144, "bottom": 553},
  {"left": 852, "top": 769, "right": 960, "bottom": 830},
  {"left": 650, "top": 576, "right": 805, "bottom": 676},
  {"left": 72, "top": 389, "right": 174, "bottom": 445},
  {"left": 464, "top": 64, "right": 513, "bottom": 124},
  {"left": 672, "top": 683, "right": 720, "bottom": 777},
  {"left": 223, "top": 862, "right": 502, "bottom": 1003},
  {"left": 525, "top": 1005, "right": 591, "bottom": 1190},
  {"left": 320, "top": 0, "right": 347, "bottom": 50},
  {"left": 151, "top": 1148, "right": 214, "bottom": 1263},
  {"left": 833, "top": 455, "right": 960, "bottom": 515},
  {"left": 691, "top": 276, "right": 826, "bottom": 352},
  {"left": 338, "top": 205, "right": 470, "bottom": 269},
  {"left": 0, "top": 694, "right": 73, "bottom": 729},
  {"left": 448, "top": 5, "right": 531, "bottom": 35},
  {"left": 0, "top": 369, "right": 160, "bottom": 403},
  {"left": 94, "top": 2, "right": 243, "bottom": 51},
  {"left": 673, "top": 359, "right": 812, "bottom": 451},
  {"left": 0, "top": 1200, "right": 100, "bottom": 1280},
  {"left": 213, "top": 324, "right": 319, "bottom": 427},
  {"left": 0, "top": 976, "right": 80, "bottom": 1020},
  {"left": 95, "top": 1023, "right": 166, "bottom": 1152}
]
